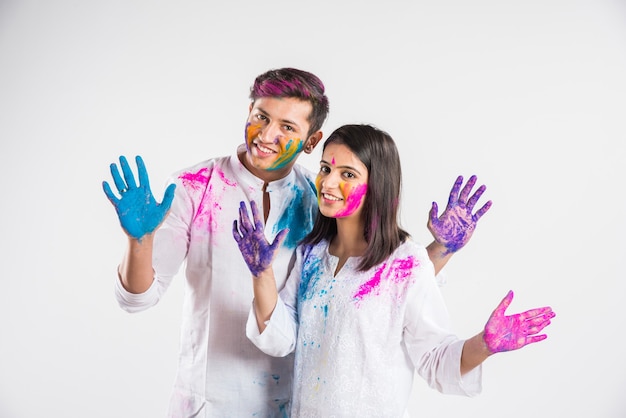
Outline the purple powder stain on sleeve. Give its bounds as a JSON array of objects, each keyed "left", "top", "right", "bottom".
[{"left": 353, "top": 256, "right": 418, "bottom": 305}]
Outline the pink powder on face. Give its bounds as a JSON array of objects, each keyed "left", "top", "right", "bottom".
[
  {"left": 335, "top": 183, "right": 367, "bottom": 217},
  {"left": 353, "top": 256, "right": 418, "bottom": 304}
]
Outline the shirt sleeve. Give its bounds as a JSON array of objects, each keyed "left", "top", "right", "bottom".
[
  {"left": 246, "top": 246, "right": 304, "bottom": 357},
  {"left": 114, "top": 175, "right": 191, "bottom": 313},
  {"left": 403, "top": 253, "right": 482, "bottom": 396}
]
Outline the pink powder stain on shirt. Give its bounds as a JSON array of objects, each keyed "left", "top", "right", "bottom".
[
  {"left": 180, "top": 167, "right": 210, "bottom": 189},
  {"left": 179, "top": 166, "right": 238, "bottom": 233},
  {"left": 215, "top": 166, "right": 237, "bottom": 187},
  {"left": 353, "top": 256, "right": 418, "bottom": 304}
]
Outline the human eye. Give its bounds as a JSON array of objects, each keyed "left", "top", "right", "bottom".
[
  {"left": 319, "top": 165, "right": 330, "bottom": 174},
  {"left": 343, "top": 171, "right": 356, "bottom": 179},
  {"left": 256, "top": 114, "right": 268, "bottom": 122}
]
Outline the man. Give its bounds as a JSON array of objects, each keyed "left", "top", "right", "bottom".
[{"left": 102, "top": 68, "right": 491, "bottom": 417}]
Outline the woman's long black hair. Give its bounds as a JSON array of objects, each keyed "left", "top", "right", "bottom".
[{"left": 301, "top": 124, "right": 410, "bottom": 271}]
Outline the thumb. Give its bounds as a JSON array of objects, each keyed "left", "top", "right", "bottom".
[
  {"left": 428, "top": 202, "right": 438, "bottom": 224},
  {"left": 271, "top": 228, "right": 289, "bottom": 250},
  {"left": 160, "top": 183, "right": 177, "bottom": 211},
  {"left": 493, "top": 290, "right": 514, "bottom": 317}
]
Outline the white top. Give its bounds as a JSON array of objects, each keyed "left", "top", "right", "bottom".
[
  {"left": 114, "top": 145, "right": 319, "bottom": 417},
  {"left": 247, "top": 239, "right": 482, "bottom": 417}
]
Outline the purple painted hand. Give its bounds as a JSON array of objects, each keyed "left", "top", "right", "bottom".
[
  {"left": 484, "top": 290, "right": 556, "bottom": 354},
  {"left": 102, "top": 155, "right": 176, "bottom": 240},
  {"left": 232, "top": 201, "right": 288, "bottom": 277},
  {"left": 428, "top": 175, "right": 492, "bottom": 253}
]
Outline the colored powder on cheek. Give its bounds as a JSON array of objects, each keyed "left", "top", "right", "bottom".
[
  {"left": 269, "top": 138, "right": 303, "bottom": 170},
  {"left": 335, "top": 183, "right": 367, "bottom": 217},
  {"left": 246, "top": 123, "right": 262, "bottom": 149},
  {"left": 315, "top": 175, "right": 322, "bottom": 202}
]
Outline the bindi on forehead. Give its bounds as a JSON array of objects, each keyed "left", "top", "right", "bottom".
[{"left": 331, "top": 157, "right": 335, "bottom": 165}]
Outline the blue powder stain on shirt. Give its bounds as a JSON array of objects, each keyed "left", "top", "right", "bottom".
[
  {"left": 273, "top": 183, "right": 315, "bottom": 249},
  {"left": 277, "top": 402, "right": 288, "bottom": 418},
  {"left": 306, "top": 177, "right": 317, "bottom": 195},
  {"left": 299, "top": 250, "right": 322, "bottom": 302}
]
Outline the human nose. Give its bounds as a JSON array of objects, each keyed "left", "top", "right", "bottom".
[
  {"left": 321, "top": 170, "right": 341, "bottom": 189},
  {"left": 259, "top": 122, "right": 282, "bottom": 144}
]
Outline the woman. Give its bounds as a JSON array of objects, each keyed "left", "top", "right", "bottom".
[{"left": 233, "top": 124, "right": 555, "bottom": 417}]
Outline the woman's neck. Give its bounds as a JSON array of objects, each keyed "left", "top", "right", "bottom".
[{"left": 329, "top": 218, "right": 367, "bottom": 275}]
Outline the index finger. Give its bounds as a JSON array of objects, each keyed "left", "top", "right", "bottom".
[{"left": 102, "top": 181, "right": 119, "bottom": 203}]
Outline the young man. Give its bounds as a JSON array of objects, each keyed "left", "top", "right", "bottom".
[{"left": 102, "top": 68, "right": 491, "bottom": 417}]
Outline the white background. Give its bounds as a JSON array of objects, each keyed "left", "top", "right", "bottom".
[{"left": 1, "top": 0, "right": 625, "bottom": 417}]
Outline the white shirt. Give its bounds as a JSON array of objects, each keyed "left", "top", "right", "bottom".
[
  {"left": 115, "top": 145, "right": 319, "bottom": 417},
  {"left": 247, "top": 239, "right": 482, "bottom": 417}
]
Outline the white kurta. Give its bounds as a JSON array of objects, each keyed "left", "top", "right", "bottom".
[
  {"left": 115, "top": 145, "right": 319, "bottom": 417},
  {"left": 247, "top": 239, "right": 482, "bottom": 417}
]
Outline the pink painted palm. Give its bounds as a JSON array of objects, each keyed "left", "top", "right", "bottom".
[{"left": 484, "top": 290, "right": 556, "bottom": 353}]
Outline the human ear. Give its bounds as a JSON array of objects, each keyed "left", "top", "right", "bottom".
[{"left": 304, "top": 131, "right": 323, "bottom": 154}]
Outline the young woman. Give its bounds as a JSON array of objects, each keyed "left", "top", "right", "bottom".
[{"left": 233, "top": 124, "right": 555, "bottom": 417}]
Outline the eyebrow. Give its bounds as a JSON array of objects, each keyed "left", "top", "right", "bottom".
[{"left": 320, "top": 159, "right": 363, "bottom": 176}]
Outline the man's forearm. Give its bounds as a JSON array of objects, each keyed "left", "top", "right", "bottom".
[{"left": 118, "top": 235, "right": 156, "bottom": 294}]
